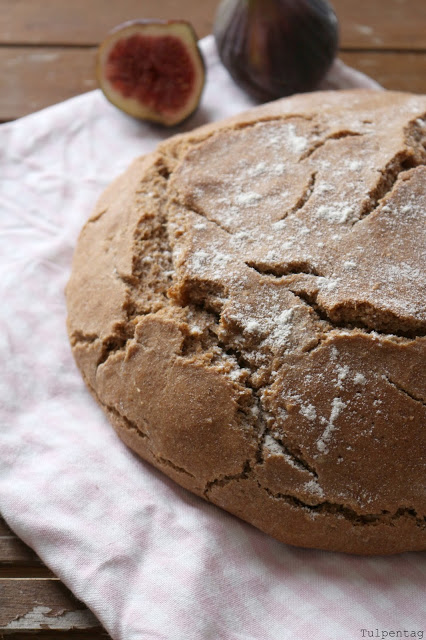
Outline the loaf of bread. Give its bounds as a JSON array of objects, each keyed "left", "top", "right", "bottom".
[{"left": 66, "top": 89, "right": 426, "bottom": 554}]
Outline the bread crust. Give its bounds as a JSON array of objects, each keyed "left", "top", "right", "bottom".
[{"left": 66, "top": 90, "right": 426, "bottom": 554}]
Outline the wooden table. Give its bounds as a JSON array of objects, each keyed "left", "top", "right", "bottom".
[{"left": 0, "top": 0, "right": 425, "bottom": 637}]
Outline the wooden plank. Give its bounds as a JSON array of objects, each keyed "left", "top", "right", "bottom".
[
  {"left": 0, "top": 0, "right": 217, "bottom": 44},
  {"left": 0, "top": 633, "right": 110, "bottom": 639},
  {"left": 0, "top": 47, "right": 425, "bottom": 122},
  {"left": 0, "top": 520, "right": 98, "bottom": 632},
  {"left": 0, "top": 517, "right": 47, "bottom": 570},
  {"left": 0, "top": 535, "right": 43, "bottom": 566},
  {"left": 0, "top": 519, "right": 11, "bottom": 536},
  {"left": 0, "top": 568, "right": 54, "bottom": 579},
  {"left": 0, "top": 0, "right": 424, "bottom": 49},
  {"left": 0, "top": 579, "right": 104, "bottom": 634},
  {"left": 335, "top": 0, "right": 426, "bottom": 50},
  {"left": 0, "top": 47, "right": 97, "bottom": 120},
  {"left": 341, "top": 51, "right": 426, "bottom": 94}
]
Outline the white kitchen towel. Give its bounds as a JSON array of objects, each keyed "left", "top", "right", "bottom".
[{"left": 1, "top": 35, "right": 425, "bottom": 640}]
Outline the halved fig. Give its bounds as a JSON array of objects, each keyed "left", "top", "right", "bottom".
[{"left": 96, "top": 20, "right": 205, "bottom": 126}]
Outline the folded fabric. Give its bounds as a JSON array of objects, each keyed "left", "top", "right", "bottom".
[{"left": 0, "top": 35, "right": 424, "bottom": 640}]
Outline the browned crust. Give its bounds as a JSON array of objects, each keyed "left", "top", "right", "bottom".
[{"left": 66, "top": 90, "right": 426, "bottom": 554}]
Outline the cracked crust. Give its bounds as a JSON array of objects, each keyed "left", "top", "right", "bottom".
[{"left": 66, "top": 90, "right": 426, "bottom": 554}]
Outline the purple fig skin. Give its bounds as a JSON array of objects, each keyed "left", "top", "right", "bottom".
[{"left": 214, "top": 0, "right": 339, "bottom": 101}]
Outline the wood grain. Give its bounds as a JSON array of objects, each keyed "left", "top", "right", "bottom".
[
  {"left": 0, "top": 579, "right": 102, "bottom": 633},
  {"left": 341, "top": 51, "right": 426, "bottom": 93},
  {"left": 0, "top": 519, "right": 41, "bottom": 567},
  {"left": 0, "top": 519, "right": 12, "bottom": 536},
  {"left": 0, "top": 0, "right": 425, "bottom": 121},
  {"left": 0, "top": 519, "right": 110, "bottom": 637},
  {"left": 0, "top": 633, "right": 109, "bottom": 640},
  {"left": 0, "top": 0, "right": 217, "bottom": 44},
  {"left": 0, "top": 536, "right": 43, "bottom": 566},
  {"left": 0, "top": 47, "right": 97, "bottom": 120},
  {"left": 335, "top": 0, "right": 426, "bottom": 49},
  {"left": 0, "top": 568, "right": 54, "bottom": 579},
  {"left": 0, "top": 0, "right": 425, "bottom": 48}
]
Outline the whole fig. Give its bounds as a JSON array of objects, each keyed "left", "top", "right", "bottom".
[
  {"left": 97, "top": 20, "right": 205, "bottom": 126},
  {"left": 214, "top": 0, "right": 339, "bottom": 100}
]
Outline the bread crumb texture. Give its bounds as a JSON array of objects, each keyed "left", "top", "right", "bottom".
[{"left": 66, "top": 90, "right": 426, "bottom": 554}]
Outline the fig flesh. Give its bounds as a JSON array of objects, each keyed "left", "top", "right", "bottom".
[
  {"left": 214, "top": 0, "right": 339, "bottom": 100},
  {"left": 97, "top": 20, "right": 205, "bottom": 126}
]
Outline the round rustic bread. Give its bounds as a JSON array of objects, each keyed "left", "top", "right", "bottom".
[{"left": 66, "top": 89, "right": 426, "bottom": 555}]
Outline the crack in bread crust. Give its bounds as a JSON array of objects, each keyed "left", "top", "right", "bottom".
[
  {"left": 243, "top": 268, "right": 426, "bottom": 338},
  {"left": 206, "top": 469, "right": 426, "bottom": 528},
  {"left": 255, "top": 483, "right": 426, "bottom": 528},
  {"left": 66, "top": 91, "right": 426, "bottom": 554},
  {"left": 383, "top": 375, "right": 426, "bottom": 406}
]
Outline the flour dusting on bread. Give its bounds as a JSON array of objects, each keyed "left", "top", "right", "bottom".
[{"left": 66, "top": 90, "right": 426, "bottom": 554}]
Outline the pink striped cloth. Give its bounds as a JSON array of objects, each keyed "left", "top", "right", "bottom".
[{"left": 1, "top": 36, "right": 425, "bottom": 640}]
